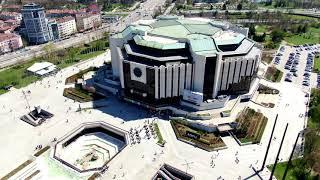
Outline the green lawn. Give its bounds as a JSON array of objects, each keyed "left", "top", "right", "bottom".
[
  {"left": 285, "top": 27, "right": 320, "bottom": 45},
  {"left": 0, "top": 59, "right": 40, "bottom": 94},
  {"left": 286, "top": 14, "right": 319, "bottom": 21},
  {"left": 255, "top": 25, "right": 268, "bottom": 34},
  {"left": 314, "top": 56, "right": 320, "bottom": 73},
  {"left": 267, "top": 160, "right": 300, "bottom": 180}
]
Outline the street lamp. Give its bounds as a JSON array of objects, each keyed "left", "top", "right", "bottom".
[{"left": 182, "top": 160, "right": 194, "bottom": 174}]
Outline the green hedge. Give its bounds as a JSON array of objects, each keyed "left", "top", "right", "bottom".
[{"left": 154, "top": 123, "right": 164, "bottom": 145}]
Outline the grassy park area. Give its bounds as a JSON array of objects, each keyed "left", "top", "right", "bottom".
[
  {"left": 268, "top": 159, "right": 305, "bottom": 180},
  {"left": 265, "top": 66, "right": 283, "bottom": 82},
  {"left": 171, "top": 120, "right": 225, "bottom": 151},
  {"left": 284, "top": 27, "right": 320, "bottom": 45},
  {"left": 255, "top": 25, "right": 269, "bottom": 34},
  {"left": 102, "top": 3, "right": 132, "bottom": 11},
  {"left": 234, "top": 108, "right": 268, "bottom": 144},
  {"left": 0, "top": 38, "right": 108, "bottom": 95}
]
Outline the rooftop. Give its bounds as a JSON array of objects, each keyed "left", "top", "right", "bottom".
[
  {"left": 22, "top": 3, "right": 44, "bottom": 10},
  {"left": 56, "top": 16, "right": 75, "bottom": 24},
  {"left": 113, "top": 16, "right": 254, "bottom": 56},
  {"left": 0, "top": 33, "right": 20, "bottom": 41},
  {"left": 46, "top": 9, "right": 86, "bottom": 15},
  {"left": 0, "top": 12, "right": 21, "bottom": 17}
]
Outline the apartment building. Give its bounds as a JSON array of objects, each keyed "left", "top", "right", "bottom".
[
  {"left": 56, "top": 16, "right": 77, "bottom": 39},
  {"left": 75, "top": 13, "right": 101, "bottom": 32},
  {"left": 0, "top": 33, "right": 23, "bottom": 54}
]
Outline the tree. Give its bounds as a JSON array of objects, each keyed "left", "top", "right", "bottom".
[
  {"left": 253, "top": 33, "right": 266, "bottom": 42},
  {"left": 302, "top": 24, "right": 308, "bottom": 33},
  {"left": 224, "top": 10, "right": 229, "bottom": 19},
  {"left": 271, "top": 29, "right": 284, "bottom": 43},
  {"left": 210, "top": 4, "right": 213, "bottom": 10},
  {"left": 68, "top": 48, "right": 78, "bottom": 63},
  {"left": 265, "top": 0, "right": 272, "bottom": 6},
  {"left": 237, "top": 3, "right": 242, "bottom": 10},
  {"left": 222, "top": 3, "right": 227, "bottom": 10},
  {"left": 249, "top": 24, "right": 256, "bottom": 38},
  {"left": 42, "top": 42, "right": 56, "bottom": 60},
  {"left": 213, "top": 10, "right": 218, "bottom": 17}
]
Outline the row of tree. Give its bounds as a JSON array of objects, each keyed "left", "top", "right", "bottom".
[{"left": 264, "top": 0, "right": 320, "bottom": 9}]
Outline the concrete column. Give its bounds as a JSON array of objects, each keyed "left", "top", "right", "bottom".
[
  {"left": 234, "top": 59, "right": 241, "bottom": 83},
  {"left": 193, "top": 55, "right": 206, "bottom": 93},
  {"left": 185, "top": 63, "right": 192, "bottom": 90},
  {"left": 110, "top": 37, "right": 121, "bottom": 77},
  {"left": 166, "top": 65, "right": 172, "bottom": 97},
  {"left": 159, "top": 65, "right": 165, "bottom": 98},
  {"left": 246, "top": 59, "right": 253, "bottom": 76},
  {"left": 179, "top": 63, "right": 186, "bottom": 96},
  {"left": 221, "top": 61, "right": 229, "bottom": 91},
  {"left": 117, "top": 47, "right": 125, "bottom": 88},
  {"left": 173, "top": 64, "right": 179, "bottom": 97},
  {"left": 154, "top": 67, "right": 159, "bottom": 99},
  {"left": 212, "top": 53, "right": 222, "bottom": 98},
  {"left": 227, "top": 60, "right": 236, "bottom": 86},
  {"left": 240, "top": 58, "right": 247, "bottom": 78}
]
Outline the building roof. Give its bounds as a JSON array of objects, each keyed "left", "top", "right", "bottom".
[
  {"left": 56, "top": 16, "right": 75, "bottom": 24},
  {"left": 46, "top": 9, "right": 86, "bottom": 15},
  {"left": 114, "top": 16, "right": 255, "bottom": 56},
  {"left": 27, "top": 62, "right": 55, "bottom": 73},
  {"left": 0, "top": 33, "right": 20, "bottom": 42},
  {"left": 75, "top": 12, "right": 100, "bottom": 19},
  {"left": 0, "top": 12, "right": 21, "bottom": 17}
]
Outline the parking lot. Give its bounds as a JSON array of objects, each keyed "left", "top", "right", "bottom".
[{"left": 273, "top": 44, "right": 320, "bottom": 91}]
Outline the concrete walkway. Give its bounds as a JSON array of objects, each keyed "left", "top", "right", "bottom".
[{"left": 221, "top": 135, "right": 239, "bottom": 149}]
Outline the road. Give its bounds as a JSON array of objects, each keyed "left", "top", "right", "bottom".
[
  {"left": 0, "top": 0, "right": 167, "bottom": 69},
  {"left": 180, "top": 8, "right": 320, "bottom": 17}
]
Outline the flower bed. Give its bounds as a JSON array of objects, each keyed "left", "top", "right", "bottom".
[
  {"left": 234, "top": 108, "right": 268, "bottom": 144},
  {"left": 265, "top": 66, "right": 283, "bottom": 82},
  {"left": 170, "top": 120, "right": 226, "bottom": 151},
  {"left": 63, "top": 87, "right": 104, "bottom": 103}
]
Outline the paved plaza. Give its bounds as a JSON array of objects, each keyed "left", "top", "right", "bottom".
[{"left": 0, "top": 49, "right": 309, "bottom": 179}]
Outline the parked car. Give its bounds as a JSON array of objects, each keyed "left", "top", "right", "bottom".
[
  {"left": 302, "top": 81, "right": 310, "bottom": 86},
  {"left": 304, "top": 72, "right": 311, "bottom": 77}
]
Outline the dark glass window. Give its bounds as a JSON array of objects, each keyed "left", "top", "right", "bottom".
[
  {"left": 218, "top": 44, "right": 240, "bottom": 51},
  {"left": 33, "top": 11, "right": 39, "bottom": 18}
]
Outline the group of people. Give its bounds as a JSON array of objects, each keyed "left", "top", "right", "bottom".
[{"left": 35, "top": 144, "right": 43, "bottom": 150}]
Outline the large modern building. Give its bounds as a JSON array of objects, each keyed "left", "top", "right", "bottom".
[
  {"left": 109, "top": 16, "right": 261, "bottom": 109},
  {"left": 21, "top": 3, "right": 52, "bottom": 44}
]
